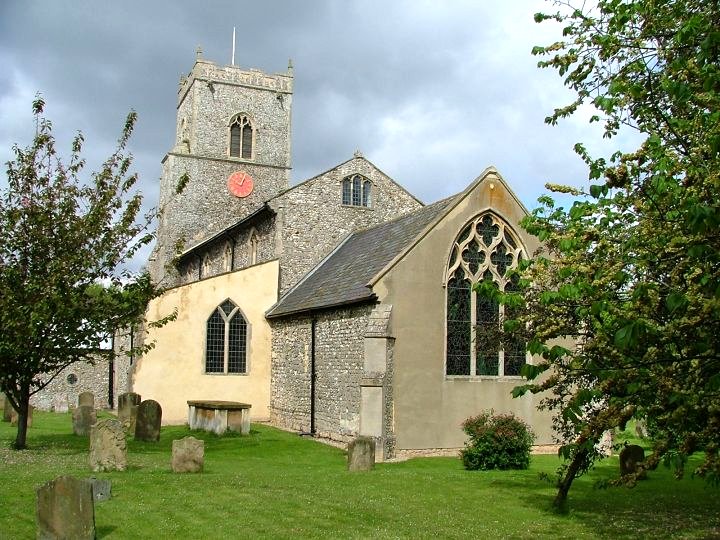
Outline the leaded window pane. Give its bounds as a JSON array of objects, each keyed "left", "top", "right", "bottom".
[
  {"left": 220, "top": 300, "right": 236, "bottom": 316},
  {"left": 205, "top": 310, "right": 225, "bottom": 373},
  {"left": 462, "top": 240, "right": 484, "bottom": 276},
  {"left": 362, "top": 181, "right": 372, "bottom": 207},
  {"left": 342, "top": 179, "right": 352, "bottom": 205},
  {"left": 227, "top": 312, "right": 247, "bottom": 373},
  {"left": 476, "top": 274, "right": 499, "bottom": 376},
  {"left": 477, "top": 215, "right": 499, "bottom": 246},
  {"left": 352, "top": 176, "right": 361, "bottom": 206},
  {"left": 491, "top": 245, "right": 513, "bottom": 277},
  {"left": 446, "top": 271, "right": 471, "bottom": 375},
  {"left": 503, "top": 278, "right": 525, "bottom": 376}
]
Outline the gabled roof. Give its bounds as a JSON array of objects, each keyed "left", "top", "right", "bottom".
[{"left": 265, "top": 195, "right": 457, "bottom": 319}]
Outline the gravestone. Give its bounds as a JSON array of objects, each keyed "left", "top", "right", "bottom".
[
  {"left": 90, "top": 418, "right": 127, "bottom": 472},
  {"left": 171, "top": 436, "right": 205, "bottom": 473},
  {"left": 36, "top": 476, "right": 95, "bottom": 540},
  {"left": 85, "top": 477, "right": 112, "bottom": 502},
  {"left": 347, "top": 436, "right": 376, "bottom": 471},
  {"left": 118, "top": 392, "right": 141, "bottom": 432},
  {"left": 53, "top": 395, "right": 69, "bottom": 413},
  {"left": 620, "top": 444, "right": 646, "bottom": 477},
  {"left": 78, "top": 392, "right": 95, "bottom": 409},
  {"left": 72, "top": 405, "right": 96, "bottom": 436},
  {"left": 635, "top": 419, "right": 649, "bottom": 439},
  {"left": 10, "top": 405, "right": 33, "bottom": 428},
  {"left": 135, "top": 399, "right": 162, "bottom": 442},
  {"left": 2, "top": 394, "right": 12, "bottom": 422}
]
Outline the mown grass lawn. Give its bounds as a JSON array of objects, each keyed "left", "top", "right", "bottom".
[{"left": 1, "top": 412, "right": 718, "bottom": 539}]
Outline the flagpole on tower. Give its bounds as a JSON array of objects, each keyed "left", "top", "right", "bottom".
[{"left": 231, "top": 27, "right": 236, "bottom": 66}]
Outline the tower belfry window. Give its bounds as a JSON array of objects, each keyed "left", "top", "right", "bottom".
[{"left": 230, "top": 114, "right": 253, "bottom": 159}]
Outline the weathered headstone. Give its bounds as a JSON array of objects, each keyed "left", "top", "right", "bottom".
[
  {"left": 72, "top": 405, "right": 96, "bottom": 436},
  {"left": 118, "top": 392, "right": 141, "bottom": 432},
  {"left": 135, "top": 399, "right": 162, "bottom": 442},
  {"left": 53, "top": 395, "right": 69, "bottom": 414},
  {"left": 635, "top": 419, "right": 649, "bottom": 439},
  {"left": 78, "top": 392, "right": 95, "bottom": 409},
  {"left": 171, "top": 436, "right": 205, "bottom": 473},
  {"left": 90, "top": 418, "right": 127, "bottom": 472},
  {"left": 620, "top": 444, "right": 646, "bottom": 477},
  {"left": 3, "top": 395, "right": 15, "bottom": 422},
  {"left": 347, "top": 436, "right": 376, "bottom": 471},
  {"left": 36, "top": 476, "right": 95, "bottom": 540},
  {"left": 85, "top": 477, "right": 112, "bottom": 502},
  {"left": 10, "top": 405, "right": 33, "bottom": 428}
]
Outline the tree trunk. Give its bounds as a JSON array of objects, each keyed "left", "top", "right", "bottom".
[
  {"left": 13, "top": 383, "right": 31, "bottom": 450},
  {"left": 554, "top": 446, "right": 590, "bottom": 511}
]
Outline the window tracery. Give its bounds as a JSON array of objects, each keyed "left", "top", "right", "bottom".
[
  {"left": 205, "top": 299, "right": 247, "bottom": 374},
  {"left": 342, "top": 174, "right": 372, "bottom": 207},
  {"left": 229, "top": 114, "right": 253, "bottom": 159},
  {"left": 446, "top": 213, "right": 526, "bottom": 377}
]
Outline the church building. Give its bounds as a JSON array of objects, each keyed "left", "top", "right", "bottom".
[{"left": 133, "top": 51, "right": 553, "bottom": 460}]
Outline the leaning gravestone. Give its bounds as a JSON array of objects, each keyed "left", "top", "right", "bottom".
[
  {"left": 90, "top": 418, "right": 127, "bottom": 472},
  {"left": 78, "top": 392, "right": 95, "bottom": 409},
  {"left": 347, "top": 436, "right": 376, "bottom": 471},
  {"left": 620, "top": 444, "right": 646, "bottom": 476},
  {"left": 72, "top": 405, "right": 96, "bottom": 436},
  {"left": 36, "top": 476, "right": 95, "bottom": 540},
  {"left": 135, "top": 399, "right": 162, "bottom": 442},
  {"left": 172, "top": 436, "right": 205, "bottom": 473},
  {"left": 10, "top": 405, "right": 33, "bottom": 428}
]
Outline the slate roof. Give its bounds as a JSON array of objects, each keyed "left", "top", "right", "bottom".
[{"left": 266, "top": 195, "right": 457, "bottom": 318}]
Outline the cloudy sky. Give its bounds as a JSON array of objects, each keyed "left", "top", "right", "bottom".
[{"left": 1, "top": 1, "right": 634, "bottom": 266}]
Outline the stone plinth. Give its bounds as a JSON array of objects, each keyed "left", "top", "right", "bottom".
[{"left": 187, "top": 401, "right": 251, "bottom": 435}]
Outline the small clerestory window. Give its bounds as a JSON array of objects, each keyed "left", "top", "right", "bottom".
[{"left": 342, "top": 174, "right": 372, "bottom": 207}]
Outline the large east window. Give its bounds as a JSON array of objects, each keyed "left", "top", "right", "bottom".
[
  {"left": 206, "top": 299, "right": 248, "bottom": 374},
  {"left": 229, "top": 114, "right": 253, "bottom": 159},
  {"left": 446, "top": 213, "right": 526, "bottom": 377}
]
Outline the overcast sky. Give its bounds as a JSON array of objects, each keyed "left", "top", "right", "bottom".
[{"left": 0, "top": 1, "right": 636, "bottom": 267}]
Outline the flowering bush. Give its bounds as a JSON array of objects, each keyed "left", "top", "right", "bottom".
[{"left": 460, "top": 411, "right": 535, "bottom": 470}]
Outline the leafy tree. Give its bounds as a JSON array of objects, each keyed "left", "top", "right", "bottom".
[
  {"left": 0, "top": 97, "right": 172, "bottom": 449},
  {"left": 496, "top": 0, "right": 720, "bottom": 508}
]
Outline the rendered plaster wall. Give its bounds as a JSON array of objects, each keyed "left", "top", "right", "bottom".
[
  {"left": 150, "top": 57, "right": 292, "bottom": 287},
  {"left": 372, "top": 170, "right": 555, "bottom": 451},
  {"left": 133, "top": 260, "right": 279, "bottom": 424},
  {"left": 272, "top": 156, "right": 422, "bottom": 294},
  {"left": 269, "top": 305, "right": 372, "bottom": 443}
]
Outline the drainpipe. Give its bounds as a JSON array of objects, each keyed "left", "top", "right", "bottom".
[
  {"left": 108, "top": 331, "right": 115, "bottom": 408},
  {"left": 310, "top": 317, "right": 317, "bottom": 436}
]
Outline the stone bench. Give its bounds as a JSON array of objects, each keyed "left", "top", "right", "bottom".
[{"left": 187, "top": 401, "right": 251, "bottom": 435}]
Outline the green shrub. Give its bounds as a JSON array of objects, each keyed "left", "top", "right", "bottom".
[{"left": 460, "top": 411, "right": 535, "bottom": 470}]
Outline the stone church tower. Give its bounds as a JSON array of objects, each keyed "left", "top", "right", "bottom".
[{"left": 149, "top": 49, "right": 293, "bottom": 286}]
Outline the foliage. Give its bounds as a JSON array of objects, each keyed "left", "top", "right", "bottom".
[
  {"left": 2, "top": 413, "right": 719, "bottom": 538},
  {"left": 0, "top": 97, "right": 172, "bottom": 449},
  {"left": 499, "top": 0, "right": 720, "bottom": 508},
  {"left": 460, "top": 411, "right": 534, "bottom": 470}
]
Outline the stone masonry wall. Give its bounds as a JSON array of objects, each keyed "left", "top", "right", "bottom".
[
  {"left": 272, "top": 156, "right": 422, "bottom": 295},
  {"left": 31, "top": 356, "right": 109, "bottom": 412},
  {"left": 177, "top": 213, "right": 276, "bottom": 285},
  {"left": 270, "top": 305, "right": 372, "bottom": 443},
  {"left": 150, "top": 56, "right": 292, "bottom": 287}
]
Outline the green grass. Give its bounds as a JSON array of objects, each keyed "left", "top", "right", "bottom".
[{"left": 1, "top": 412, "right": 718, "bottom": 539}]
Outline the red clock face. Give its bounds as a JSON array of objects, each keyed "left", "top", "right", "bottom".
[{"left": 227, "top": 171, "right": 254, "bottom": 198}]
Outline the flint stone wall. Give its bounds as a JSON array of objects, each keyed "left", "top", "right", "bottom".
[
  {"left": 270, "top": 305, "right": 371, "bottom": 444},
  {"left": 30, "top": 355, "right": 110, "bottom": 412}
]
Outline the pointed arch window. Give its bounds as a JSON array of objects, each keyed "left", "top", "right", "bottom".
[
  {"left": 342, "top": 174, "right": 372, "bottom": 207},
  {"left": 446, "top": 213, "right": 526, "bottom": 377},
  {"left": 206, "top": 299, "right": 248, "bottom": 374},
  {"left": 229, "top": 114, "right": 253, "bottom": 159}
]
